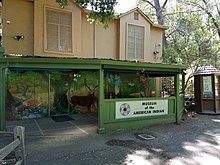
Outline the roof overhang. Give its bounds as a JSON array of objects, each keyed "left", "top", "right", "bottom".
[{"left": 0, "top": 56, "right": 187, "bottom": 75}]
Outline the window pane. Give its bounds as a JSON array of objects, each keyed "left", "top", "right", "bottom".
[
  {"left": 104, "top": 71, "right": 157, "bottom": 99},
  {"left": 7, "top": 71, "right": 49, "bottom": 120},
  {"left": 47, "top": 24, "right": 58, "bottom": 51},
  {"left": 128, "top": 37, "right": 135, "bottom": 44},
  {"left": 60, "top": 26, "right": 72, "bottom": 52},
  {"left": 60, "top": 13, "right": 72, "bottom": 26},
  {"left": 215, "top": 76, "right": 219, "bottom": 97},
  {"left": 203, "top": 76, "right": 213, "bottom": 98},
  {"left": 46, "top": 8, "right": 72, "bottom": 53},
  {"left": 128, "top": 24, "right": 144, "bottom": 59},
  {"left": 47, "top": 10, "right": 59, "bottom": 24}
]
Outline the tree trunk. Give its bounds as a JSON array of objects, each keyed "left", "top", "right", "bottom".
[{"left": 153, "top": 0, "right": 168, "bottom": 46}]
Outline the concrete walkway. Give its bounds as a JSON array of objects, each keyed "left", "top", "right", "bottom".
[
  {"left": 2, "top": 113, "right": 220, "bottom": 165},
  {"left": 5, "top": 113, "right": 98, "bottom": 137}
]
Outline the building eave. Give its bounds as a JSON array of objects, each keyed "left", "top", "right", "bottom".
[
  {"left": 118, "top": 7, "right": 167, "bottom": 30},
  {"left": 0, "top": 56, "right": 187, "bottom": 73}
]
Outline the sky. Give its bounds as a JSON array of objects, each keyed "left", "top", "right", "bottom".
[{"left": 115, "top": 0, "right": 137, "bottom": 13}]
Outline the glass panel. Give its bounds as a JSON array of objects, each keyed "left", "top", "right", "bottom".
[
  {"left": 6, "top": 70, "right": 99, "bottom": 120},
  {"left": 134, "top": 12, "right": 139, "bottom": 20},
  {"left": 47, "top": 24, "right": 58, "bottom": 51},
  {"left": 60, "top": 26, "right": 72, "bottom": 52},
  {"left": 60, "top": 12, "right": 72, "bottom": 26},
  {"left": 203, "top": 76, "right": 213, "bottom": 98},
  {"left": 49, "top": 71, "right": 69, "bottom": 116},
  {"left": 162, "top": 77, "right": 175, "bottom": 97},
  {"left": 46, "top": 8, "right": 72, "bottom": 53},
  {"left": 215, "top": 75, "right": 219, "bottom": 98},
  {"left": 127, "top": 24, "right": 144, "bottom": 59},
  {"left": 104, "top": 71, "right": 157, "bottom": 99},
  {"left": 68, "top": 71, "right": 99, "bottom": 113},
  {"left": 6, "top": 71, "right": 49, "bottom": 120},
  {"left": 50, "top": 70, "right": 99, "bottom": 115},
  {"left": 47, "top": 10, "right": 59, "bottom": 24},
  {"left": 179, "top": 74, "right": 183, "bottom": 94}
]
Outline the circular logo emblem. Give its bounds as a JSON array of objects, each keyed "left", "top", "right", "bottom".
[{"left": 120, "top": 103, "right": 131, "bottom": 116}]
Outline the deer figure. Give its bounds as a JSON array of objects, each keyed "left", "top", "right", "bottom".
[{"left": 67, "top": 78, "right": 98, "bottom": 112}]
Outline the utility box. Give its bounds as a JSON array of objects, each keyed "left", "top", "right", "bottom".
[{"left": 194, "top": 65, "right": 220, "bottom": 114}]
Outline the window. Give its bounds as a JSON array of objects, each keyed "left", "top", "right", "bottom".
[
  {"left": 104, "top": 71, "right": 157, "bottom": 99},
  {"left": 46, "top": 8, "right": 72, "bottom": 53},
  {"left": 203, "top": 76, "right": 213, "bottom": 98},
  {"left": 162, "top": 77, "right": 175, "bottom": 97},
  {"left": 134, "top": 12, "right": 139, "bottom": 20},
  {"left": 127, "top": 24, "right": 144, "bottom": 59},
  {"left": 215, "top": 75, "right": 220, "bottom": 97}
]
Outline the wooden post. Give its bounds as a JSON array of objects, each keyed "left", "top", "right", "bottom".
[{"left": 13, "top": 126, "right": 26, "bottom": 165}]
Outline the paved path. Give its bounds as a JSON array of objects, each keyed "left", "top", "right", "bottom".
[{"left": 2, "top": 113, "right": 220, "bottom": 165}]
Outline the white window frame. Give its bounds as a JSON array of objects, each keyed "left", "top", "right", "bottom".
[
  {"left": 126, "top": 23, "right": 145, "bottom": 60},
  {"left": 44, "top": 7, "right": 73, "bottom": 54}
]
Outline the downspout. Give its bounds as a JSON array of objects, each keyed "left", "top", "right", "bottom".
[{"left": 93, "top": 21, "right": 96, "bottom": 58}]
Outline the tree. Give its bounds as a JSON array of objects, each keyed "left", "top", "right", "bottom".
[
  {"left": 183, "top": 0, "right": 220, "bottom": 38},
  {"left": 57, "top": 0, "right": 118, "bottom": 27},
  {"left": 138, "top": 0, "right": 220, "bottom": 94},
  {"left": 139, "top": 0, "right": 169, "bottom": 46}
]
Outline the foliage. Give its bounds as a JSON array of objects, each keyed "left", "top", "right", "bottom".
[
  {"left": 138, "top": 0, "right": 220, "bottom": 94},
  {"left": 183, "top": 0, "right": 220, "bottom": 38},
  {"left": 138, "top": 0, "right": 219, "bottom": 67},
  {"left": 8, "top": 71, "right": 46, "bottom": 97},
  {"left": 56, "top": 0, "right": 68, "bottom": 8},
  {"left": 71, "top": 70, "right": 98, "bottom": 91},
  {"left": 76, "top": 0, "right": 117, "bottom": 28},
  {"left": 57, "top": 0, "right": 118, "bottom": 28}
]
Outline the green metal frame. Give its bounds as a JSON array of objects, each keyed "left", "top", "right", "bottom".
[
  {"left": 0, "top": 68, "right": 6, "bottom": 130},
  {"left": 0, "top": 48, "right": 5, "bottom": 130},
  {"left": 0, "top": 55, "right": 187, "bottom": 132}
]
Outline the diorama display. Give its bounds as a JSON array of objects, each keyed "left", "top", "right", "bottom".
[
  {"left": 104, "top": 71, "right": 176, "bottom": 99},
  {"left": 6, "top": 70, "right": 99, "bottom": 120},
  {"left": 104, "top": 72, "right": 155, "bottom": 99}
]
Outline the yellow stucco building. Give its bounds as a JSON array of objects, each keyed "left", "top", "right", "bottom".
[
  {"left": 2, "top": 0, "right": 165, "bottom": 61},
  {"left": 0, "top": 0, "right": 186, "bottom": 133}
]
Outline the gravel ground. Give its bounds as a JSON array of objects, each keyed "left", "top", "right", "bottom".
[{"left": 2, "top": 113, "right": 220, "bottom": 165}]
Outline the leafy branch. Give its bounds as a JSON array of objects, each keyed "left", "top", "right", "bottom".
[
  {"left": 56, "top": 0, "right": 68, "bottom": 8},
  {"left": 56, "top": 0, "right": 117, "bottom": 27},
  {"left": 76, "top": 0, "right": 118, "bottom": 28}
]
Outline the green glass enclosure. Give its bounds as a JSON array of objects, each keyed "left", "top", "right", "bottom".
[{"left": 0, "top": 57, "right": 186, "bottom": 133}]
